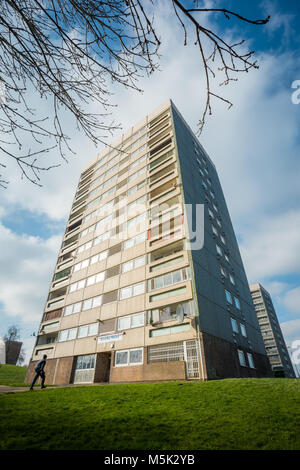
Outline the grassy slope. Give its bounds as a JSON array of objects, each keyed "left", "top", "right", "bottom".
[
  {"left": 0, "top": 378, "right": 299, "bottom": 450},
  {"left": 0, "top": 364, "right": 28, "bottom": 387}
]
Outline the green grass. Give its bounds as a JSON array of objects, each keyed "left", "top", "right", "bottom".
[
  {"left": 0, "top": 364, "right": 28, "bottom": 387},
  {"left": 0, "top": 378, "right": 299, "bottom": 450}
]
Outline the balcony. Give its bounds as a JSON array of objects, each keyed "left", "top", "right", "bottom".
[
  {"left": 48, "top": 286, "right": 67, "bottom": 300},
  {"left": 43, "top": 308, "right": 63, "bottom": 322}
]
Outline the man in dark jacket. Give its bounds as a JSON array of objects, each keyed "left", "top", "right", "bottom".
[{"left": 29, "top": 354, "right": 47, "bottom": 390}]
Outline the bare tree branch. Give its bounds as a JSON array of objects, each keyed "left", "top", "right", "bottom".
[{"left": 0, "top": 0, "right": 270, "bottom": 187}]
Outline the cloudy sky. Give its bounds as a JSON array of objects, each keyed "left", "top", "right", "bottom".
[{"left": 1, "top": 0, "right": 300, "bottom": 373}]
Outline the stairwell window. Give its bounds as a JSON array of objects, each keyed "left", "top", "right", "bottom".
[
  {"left": 231, "top": 318, "right": 239, "bottom": 333},
  {"left": 234, "top": 297, "right": 241, "bottom": 310},
  {"left": 225, "top": 290, "right": 233, "bottom": 304},
  {"left": 247, "top": 353, "right": 255, "bottom": 369},
  {"left": 238, "top": 349, "right": 246, "bottom": 367}
]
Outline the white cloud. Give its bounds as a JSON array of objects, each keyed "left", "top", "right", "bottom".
[
  {"left": 280, "top": 318, "right": 300, "bottom": 345},
  {"left": 0, "top": 223, "right": 61, "bottom": 323},
  {"left": 239, "top": 210, "right": 300, "bottom": 282},
  {"left": 283, "top": 286, "right": 300, "bottom": 315}
]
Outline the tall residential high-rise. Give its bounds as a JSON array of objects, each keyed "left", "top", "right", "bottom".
[
  {"left": 26, "top": 100, "right": 271, "bottom": 385},
  {"left": 250, "top": 283, "right": 296, "bottom": 378}
]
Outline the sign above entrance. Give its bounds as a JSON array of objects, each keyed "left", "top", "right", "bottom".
[{"left": 98, "top": 333, "right": 123, "bottom": 344}]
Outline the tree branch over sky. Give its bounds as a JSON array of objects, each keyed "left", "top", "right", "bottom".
[{"left": 0, "top": 0, "right": 270, "bottom": 187}]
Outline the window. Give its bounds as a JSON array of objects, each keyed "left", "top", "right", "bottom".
[
  {"left": 238, "top": 349, "right": 246, "bottom": 367},
  {"left": 225, "top": 290, "right": 233, "bottom": 304},
  {"left": 220, "top": 266, "right": 227, "bottom": 277},
  {"left": 216, "top": 218, "right": 222, "bottom": 228},
  {"left": 150, "top": 286, "right": 187, "bottom": 302},
  {"left": 212, "top": 225, "right": 218, "bottom": 236},
  {"left": 74, "top": 258, "right": 89, "bottom": 272},
  {"left": 58, "top": 327, "right": 77, "bottom": 342},
  {"left": 122, "top": 256, "right": 145, "bottom": 273},
  {"left": 86, "top": 271, "right": 105, "bottom": 287},
  {"left": 69, "top": 279, "right": 85, "bottom": 293},
  {"left": 119, "top": 282, "right": 145, "bottom": 300},
  {"left": 82, "top": 295, "right": 102, "bottom": 311},
  {"left": 231, "top": 318, "right": 239, "bottom": 333},
  {"left": 90, "top": 250, "right": 108, "bottom": 265},
  {"left": 216, "top": 244, "right": 223, "bottom": 256},
  {"left": 240, "top": 323, "right": 247, "bottom": 337},
  {"left": 77, "top": 240, "right": 92, "bottom": 254},
  {"left": 234, "top": 297, "right": 241, "bottom": 310},
  {"left": 78, "top": 323, "right": 99, "bottom": 338},
  {"left": 64, "top": 302, "right": 82, "bottom": 316},
  {"left": 123, "top": 232, "right": 147, "bottom": 250},
  {"left": 43, "top": 322, "right": 59, "bottom": 332},
  {"left": 220, "top": 235, "right": 226, "bottom": 245},
  {"left": 208, "top": 208, "right": 214, "bottom": 219},
  {"left": 229, "top": 274, "right": 235, "bottom": 285},
  {"left": 148, "top": 267, "right": 191, "bottom": 291},
  {"left": 115, "top": 348, "right": 143, "bottom": 366},
  {"left": 213, "top": 204, "right": 218, "bottom": 213},
  {"left": 150, "top": 323, "right": 190, "bottom": 337},
  {"left": 117, "top": 312, "right": 145, "bottom": 331},
  {"left": 224, "top": 254, "right": 230, "bottom": 263},
  {"left": 150, "top": 256, "right": 184, "bottom": 272},
  {"left": 247, "top": 353, "right": 255, "bottom": 369}
]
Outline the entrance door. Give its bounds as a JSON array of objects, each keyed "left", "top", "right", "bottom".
[{"left": 73, "top": 354, "right": 96, "bottom": 384}]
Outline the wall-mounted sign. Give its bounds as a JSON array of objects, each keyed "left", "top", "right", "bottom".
[{"left": 98, "top": 333, "right": 123, "bottom": 344}]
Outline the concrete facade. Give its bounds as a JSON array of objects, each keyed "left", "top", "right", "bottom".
[{"left": 26, "top": 100, "right": 271, "bottom": 386}]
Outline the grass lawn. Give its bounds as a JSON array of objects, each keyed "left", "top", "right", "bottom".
[
  {"left": 0, "top": 364, "right": 28, "bottom": 387},
  {"left": 0, "top": 378, "right": 299, "bottom": 450}
]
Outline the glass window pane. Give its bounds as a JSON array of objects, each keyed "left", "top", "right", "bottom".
[
  {"left": 129, "top": 349, "right": 143, "bottom": 364},
  {"left": 115, "top": 351, "right": 128, "bottom": 365},
  {"left": 59, "top": 330, "right": 68, "bottom": 342},
  {"left": 88, "top": 323, "right": 98, "bottom": 336},
  {"left": 73, "top": 302, "right": 81, "bottom": 313},
  {"left": 240, "top": 324, "right": 247, "bottom": 337},
  {"left": 122, "top": 261, "right": 133, "bottom": 273},
  {"left": 87, "top": 275, "right": 95, "bottom": 286},
  {"left": 68, "top": 328, "right": 77, "bottom": 340},
  {"left": 96, "top": 272, "right": 105, "bottom": 283},
  {"left": 83, "top": 299, "right": 92, "bottom": 310},
  {"left": 120, "top": 287, "right": 132, "bottom": 300},
  {"left": 78, "top": 325, "right": 88, "bottom": 338},
  {"left": 64, "top": 305, "right": 73, "bottom": 316},
  {"left": 133, "top": 283, "right": 144, "bottom": 296},
  {"left": 92, "top": 296, "right": 102, "bottom": 308},
  {"left": 118, "top": 316, "right": 131, "bottom": 330},
  {"left": 172, "top": 270, "right": 182, "bottom": 284},
  {"left": 91, "top": 255, "right": 98, "bottom": 264},
  {"left": 154, "top": 276, "right": 164, "bottom": 290},
  {"left": 225, "top": 290, "right": 232, "bottom": 304},
  {"left": 131, "top": 313, "right": 144, "bottom": 328}
]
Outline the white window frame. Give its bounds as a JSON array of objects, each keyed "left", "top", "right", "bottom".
[{"left": 114, "top": 347, "right": 144, "bottom": 367}]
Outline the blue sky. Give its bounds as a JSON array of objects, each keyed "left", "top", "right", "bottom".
[{"left": 0, "top": 0, "right": 300, "bottom": 372}]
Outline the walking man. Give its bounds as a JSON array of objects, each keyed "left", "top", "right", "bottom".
[{"left": 30, "top": 354, "right": 47, "bottom": 390}]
